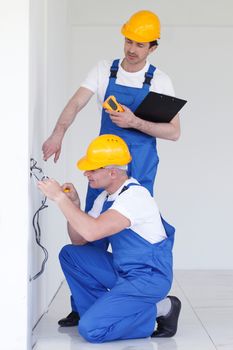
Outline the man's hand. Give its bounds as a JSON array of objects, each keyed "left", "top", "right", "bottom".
[
  {"left": 42, "top": 134, "right": 63, "bottom": 162},
  {"left": 61, "top": 183, "right": 81, "bottom": 207},
  {"left": 105, "top": 105, "right": 137, "bottom": 128},
  {"left": 37, "top": 179, "right": 80, "bottom": 204},
  {"left": 37, "top": 178, "right": 63, "bottom": 201}
]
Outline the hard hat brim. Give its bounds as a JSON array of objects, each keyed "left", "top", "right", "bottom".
[{"left": 77, "top": 156, "right": 102, "bottom": 171}]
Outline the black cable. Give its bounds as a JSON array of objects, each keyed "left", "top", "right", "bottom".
[
  {"left": 30, "top": 158, "right": 49, "bottom": 281},
  {"left": 30, "top": 158, "right": 44, "bottom": 181},
  {"left": 30, "top": 196, "right": 49, "bottom": 281}
]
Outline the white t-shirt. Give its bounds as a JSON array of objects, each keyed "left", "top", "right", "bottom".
[
  {"left": 81, "top": 59, "right": 175, "bottom": 113},
  {"left": 88, "top": 178, "right": 167, "bottom": 244}
]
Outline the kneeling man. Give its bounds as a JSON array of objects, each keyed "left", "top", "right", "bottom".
[{"left": 38, "top": 134, "right": 181, "bottom": 343}]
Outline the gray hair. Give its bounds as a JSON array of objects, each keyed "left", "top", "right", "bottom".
[{"left": 104, "top": 165, "right": 128, "bottom": 171}]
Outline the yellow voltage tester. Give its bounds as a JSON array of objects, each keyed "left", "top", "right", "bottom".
[
  {"left": 103, "top": 95, "right": 124, "bottom": 112},
  {"left": 63, "top": 188, "right": 70, "bottom": 193}
]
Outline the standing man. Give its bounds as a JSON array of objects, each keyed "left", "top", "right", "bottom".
[
  {"left": 38, "top": 134, "right": 181, "bottom": 343},
  {"left": 42, "top": 10, "right": 180, "bottom": 212}
]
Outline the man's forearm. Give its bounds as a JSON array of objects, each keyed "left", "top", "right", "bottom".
[
  {"left": 66, "top": 198, "right": 88, "bottom": 245},
  {"left": 56, "top": 192, "right": 99, "bottom": 242},
  {"left": 108, "top": 107, "right": 181, "bottom": 141},
  {"left": 52, "top": 87, "right": 94, "bottom": 137},
  {"left": 131, "top": 114, "right": 181, "bottom": 141},
  {"left": 52, "top": 98, "right": 80, "bottom": 137}
]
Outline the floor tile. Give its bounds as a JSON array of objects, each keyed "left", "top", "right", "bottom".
[
  {"left": 195, "top": 307, "right": 233, "bottom": 350},
  {"left": 175, "top": 270, "right": 233, "bottom": 308},
  {"left": 34, "top": 271, "right": 233, "bottom": 350}
]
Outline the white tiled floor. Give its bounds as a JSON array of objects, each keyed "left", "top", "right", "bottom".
[{"left": 33, "top": 270, "right": 233, "bottom": 350}]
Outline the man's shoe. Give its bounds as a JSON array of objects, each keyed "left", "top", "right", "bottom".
[
  {"left": 58, "top": 311, "right": 80, "bottom": 327},
  {"left": 151, "top": 296, "right": 181, "bottom": 338}
]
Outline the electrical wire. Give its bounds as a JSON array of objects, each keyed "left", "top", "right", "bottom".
[{"left": 30, "top": 158, "right": 49, "bottom": 281}]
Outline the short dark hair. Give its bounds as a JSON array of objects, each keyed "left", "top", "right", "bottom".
[{"left": 149, "top": 40, "right": 158, "bottom": 48}]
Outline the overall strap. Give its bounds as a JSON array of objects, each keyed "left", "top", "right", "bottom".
[
  {"left": 101, "top": 182, "right": 140, "bottom": 213},
  {"left": 119, "top": 182, "right": 140, "bottom": 196},
  {"left": 109, "top": 59, "right": 120, "bottom": 79},
  {"left": 143, "top": 64, "right": 156, "bottom": 86},
  {"left": 109, "top": 60, "right": 156, "bottom": 87}
]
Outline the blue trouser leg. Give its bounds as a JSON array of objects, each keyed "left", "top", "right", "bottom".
[
  {"left": 70, "top": 295, "right": 77, "bottom": 312},
  {"left": 59, "top": 244, "right": 170, "bottom": 343},
  {"left": 65, "top": 241, "right": 109, "bottom": 313},
  {"left": 78, "top": 278, "right": 159, "bottom": 343},
  {"left": 59, "top": 244, "right": 118, "bottom": 316}
]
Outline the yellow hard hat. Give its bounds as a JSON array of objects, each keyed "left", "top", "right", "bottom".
[
  {"left": 77, "top": 134, "right": 132, "bottom": 171},
  {"left": 121, "top": 10, "right": 160, "bottom": 42}
]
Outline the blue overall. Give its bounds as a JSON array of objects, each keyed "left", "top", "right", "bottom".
[
  {"left": 85, "top": 59, "right": 158, "bottom": 212},
  {"left": 59, "top": 183, "right": 175, "bottom": 343}
]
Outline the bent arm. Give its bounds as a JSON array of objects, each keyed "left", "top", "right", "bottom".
[
  {"left": 37, "top": 179, "right": 130, "bottom": 241},
  {"left": 130, "top": 113, "right": 181, "bottom": 141},
  {"left": 107, "top": 107, "right": 181, "bottom": 141},
  {"left": 56, "top": 193, "right": 130, "bottom": 241}
]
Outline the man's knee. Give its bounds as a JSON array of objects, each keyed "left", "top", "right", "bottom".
[
  {"left": 58, "top": 244, "right": 84, "bottom": 267},
  {"left": 79, "top": 315, "right": 104, "bottom": 343},
  {"left": 59, "top": 244, "right": 94, "bottom": 270},
  {"left": 59, "top": 244, "right": 72, "bottom": 263}
]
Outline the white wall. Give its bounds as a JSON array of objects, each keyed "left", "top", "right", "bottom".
[
  {"left": 29, "top": 0, "right": 71, "bottom": 340},
  {"left": 0, "top": 2, "right": 29, "bottom": 349},
  {"left": 66, "top": 0, "right": 233, "bottom": 269}
]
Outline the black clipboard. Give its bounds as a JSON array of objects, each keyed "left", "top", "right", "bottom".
[{"left": 134, "top": 92, "right": 187, "bottom": 123}]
